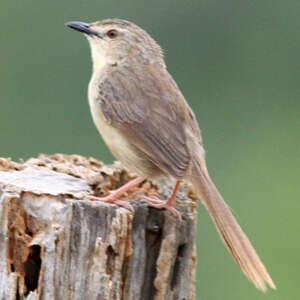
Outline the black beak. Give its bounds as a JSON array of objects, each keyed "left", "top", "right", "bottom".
[{"left": 65, "top": 21, "right": 97, "bottom": 36}]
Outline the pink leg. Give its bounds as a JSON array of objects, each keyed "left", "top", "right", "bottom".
[
  {"left": 88, "top": 176, "right": 146, "bottom": 211},
  {"left": 142, "top": 180, "right": 182, "bottom": 220}
]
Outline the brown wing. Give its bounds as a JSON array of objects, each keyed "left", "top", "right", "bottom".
[{"left": 98, "top": 64, "right": 192, "bottom": 178}]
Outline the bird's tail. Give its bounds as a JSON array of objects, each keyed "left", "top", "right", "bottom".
[{"left": 188, "top": 159, "right": 276, "bottom": 291}]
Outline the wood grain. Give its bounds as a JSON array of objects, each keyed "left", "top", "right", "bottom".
[{"left": 0, "top": 154, "right": 197, "bottom": 300}]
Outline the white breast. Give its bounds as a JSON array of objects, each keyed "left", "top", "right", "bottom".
[{"left": 88, "top": 73, "right": 148, "bottom": 175}]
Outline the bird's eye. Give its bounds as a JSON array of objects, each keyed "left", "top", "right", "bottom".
[{"left": 106, "top": 29, "right": 118, "bottom": 38}]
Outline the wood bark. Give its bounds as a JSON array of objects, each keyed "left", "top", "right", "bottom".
[{"left": 0, "top": 154, "right": 197, "bottom": 300}]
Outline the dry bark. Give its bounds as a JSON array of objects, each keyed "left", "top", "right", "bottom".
[{"left": 0, "top": 154, "right": 197, "bottom": 300}]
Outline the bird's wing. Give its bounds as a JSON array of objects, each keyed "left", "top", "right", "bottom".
[{"left": 98, "top": 64, "right": 193, "bottom": 178}]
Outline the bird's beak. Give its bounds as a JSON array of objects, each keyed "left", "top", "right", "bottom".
[{"left": 65, "top": 21, "right": 98, "bottom": 36}]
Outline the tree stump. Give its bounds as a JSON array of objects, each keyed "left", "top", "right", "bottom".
[{"left": 0, "top": 154, "right": 197, "bottom": 300}]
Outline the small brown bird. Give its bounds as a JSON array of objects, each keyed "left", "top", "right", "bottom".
[{"left": 66, "top": 19, "right": 275, "bottom": 291}]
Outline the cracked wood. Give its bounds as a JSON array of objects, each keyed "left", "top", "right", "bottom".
[{"left": 0, "top": 154, "right": 197, "bottom": 300}]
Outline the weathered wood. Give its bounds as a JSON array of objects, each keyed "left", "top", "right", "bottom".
[{"left": 0, "top": 154, "right": 197, "bottom": 300}]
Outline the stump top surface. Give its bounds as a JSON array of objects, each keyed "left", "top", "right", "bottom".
[{"left": 0, "top": 167, "right": 91, "bottom": 196}]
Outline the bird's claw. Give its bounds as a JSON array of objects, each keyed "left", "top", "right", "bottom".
[
  {"left": 142, "top": 196, "right": 182, "bottom": 222},
  {"left": 87, "top": 195, "right": 134, "bottom": 212}
]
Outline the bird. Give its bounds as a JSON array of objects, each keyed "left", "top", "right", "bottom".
[{"left": 66, "top": 18, "right": 276, "bottom": 291}]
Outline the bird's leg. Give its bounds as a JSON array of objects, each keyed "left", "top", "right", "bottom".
[
  {"left": 88, "top": 176, "right": 146, "bottom": 211},
  {"left": 142, "top": 180, "right": 182, "bottom": 220}
]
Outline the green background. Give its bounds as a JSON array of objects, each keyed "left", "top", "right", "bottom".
[{"left": 1, "top": 1, "right": 299, "bottom": 299}]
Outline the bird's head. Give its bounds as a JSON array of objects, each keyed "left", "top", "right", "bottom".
[{"left": 66, "top": 19, "right": 164, "bottom": 71}]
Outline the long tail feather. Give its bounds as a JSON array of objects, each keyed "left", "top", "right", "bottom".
[{"left": 189, "top": 160, "right": 276, "bottom": 291}]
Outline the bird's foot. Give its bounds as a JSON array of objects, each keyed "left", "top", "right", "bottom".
[
  {"left": 142, "top": 195, "right": 182, "bottom": 221},
  {"left": 87, "top": 176, "right": 146, "bottom": 212},
  {"left": 88, "top": 194, "right": 134, "bottom": 212}
]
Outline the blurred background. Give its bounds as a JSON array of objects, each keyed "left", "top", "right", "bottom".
[{"left": 1, "top": 1, "right": 299, "bottom": 299}]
